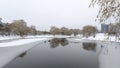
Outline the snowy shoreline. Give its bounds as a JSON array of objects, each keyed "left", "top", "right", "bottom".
[
  {"left": 0, "top": 35, "right": 71, "bottom": 41},
  {"left": 0, "top": 35, "right": 71, "bottom": 47},
  {"left": 75, "top": 33, "right": 120, "bottom": 43},
  {"left": 0, "top": 34, "right": 120, "bottom": 48},
  {"left": 0, "top": 38, "right": 49, "bottom": 47}
]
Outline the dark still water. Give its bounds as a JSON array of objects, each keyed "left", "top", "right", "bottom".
[{"left": 2, "top": 38, "right": 120, "bottom": 68}]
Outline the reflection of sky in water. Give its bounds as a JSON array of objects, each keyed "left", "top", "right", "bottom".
[
  {"left": 99, "top": 42, "right": 120, "bottom": 68},
  {"left": 4, "top": 39, "right": 99, "bottom": 68},
  {"left": 1, "top": 38, "right": 120, "bottom": 68}
]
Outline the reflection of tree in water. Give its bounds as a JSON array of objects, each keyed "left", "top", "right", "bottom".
[
  {"left": 60, "top": 38, "right": 69, "bottom": 46},
  {"left": 82, "top": 42, "right": 97, "bottom": 51},
  {"left": 18, "top": 51, "right": 27, "bottom": 58},
  {"left": 49, "top": 38, "right": 69, "bottom": 48}
]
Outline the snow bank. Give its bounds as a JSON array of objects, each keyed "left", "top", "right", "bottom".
[
  {"left": 0, "top": 37, "right": 50, "bottom": 67},
  {"left": 0, "top": 36, "right": 20, "bottom": 41},
  {"left": 0, "top": 38, "right": 49, "bottom": 47},
  {"left": 75, "top": 33, "right": 120, "bottom": 43},
  {"left": 0, "top": 40, "right": 43, "bottom": 68},
  {"left": 0, "top": 35, "right": 71, "bottom": 42},
  {"left": 26, "top": 35, "right": 71, "bottom": 38},
  {"left": 26, "top": 35, "right": 54, "bottom": 38}
]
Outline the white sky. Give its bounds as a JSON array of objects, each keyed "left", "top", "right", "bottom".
[{"left": 0, "top": 0, "right": 100, "bottom": 31}]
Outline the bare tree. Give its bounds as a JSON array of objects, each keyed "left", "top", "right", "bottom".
[
  {"left": 50, "top": 26, "right": 60, "bottom": 35},
  {"left": 60, "top": 27, "right": 71, "bottom": 35},
  {"left": 3, "top": 23, "right": 11, "bottom": 36},
  {"left": 108, "top": 23, "right": 120, "bottom": 40},
  {"left": 0, "top": 18, "right": 4, "bottom": 35},
  {"left": 9, "top": 20, "right": 30, "bottom": 37},
  {"left": 90, "top": 0, "right": 120, "bottom": 23},
  {"left": 82, "top": 25, "right": 97, "bottom": 37},
  {"left": 0, "top": 18, "right": 11, "bottom": 35},
  {"left": 29, "top": 25, "right": 37, "bottom": 35},
  {"left": 70, "top": 29, "right": 82, "bottom": 36}
]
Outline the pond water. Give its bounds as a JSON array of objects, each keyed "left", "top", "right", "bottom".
[{"left": 2, "top": 38, "right": 120, "bottom": 68}]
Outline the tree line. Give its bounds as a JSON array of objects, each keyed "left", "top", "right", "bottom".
[
  {"left": 0, "top": 18, "right": 98, "bottom": 37},
  {"left": 50, "top": 25, "right": 98, "bottom": 37},
  {"left": 0, "top": 19, "right": 48, "bottom": 37}
]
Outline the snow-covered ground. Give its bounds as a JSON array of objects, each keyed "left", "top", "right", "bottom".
[
  {"left": 0, "top": 36, "right": 50, "bottom": 67},
  {"left": 0, "top": 40, "right": 45, "bottom": 68},
  {"left": 0, "top": 33, "right": 119, "bottom": 48},
  {"left": 75, "top": 33, "right": 120, "bottom": 42},
  {"left": 0, "top": 35, "right": 71, "bottom": 47},
  {"left": 0, "top": 35, "right": 71, "bottom": 41},
  {"left": 26, "top": 35, "right": 71, "bottom": 38},
  {"left": 0, "top": 36, "right": 21, "bottom": 41},
  {"left": 0, "top": 38, "right": 49, "bottom": 47}
]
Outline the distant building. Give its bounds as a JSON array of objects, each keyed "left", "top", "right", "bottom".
[{"left": 101, "top": 24, "right": 109, "bottom": 33}]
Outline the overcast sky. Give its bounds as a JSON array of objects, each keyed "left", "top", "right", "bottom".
[{"left": 0, "top": 0, "right": 100, "bottom": 31}]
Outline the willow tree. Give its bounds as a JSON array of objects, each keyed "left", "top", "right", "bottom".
[{"left": 89, "top": 0, "right": 120, "bottom": 23}]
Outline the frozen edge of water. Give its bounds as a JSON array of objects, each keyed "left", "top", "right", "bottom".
[{"left": 0, "top": 38, "right": 49, "bottom": 47}]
